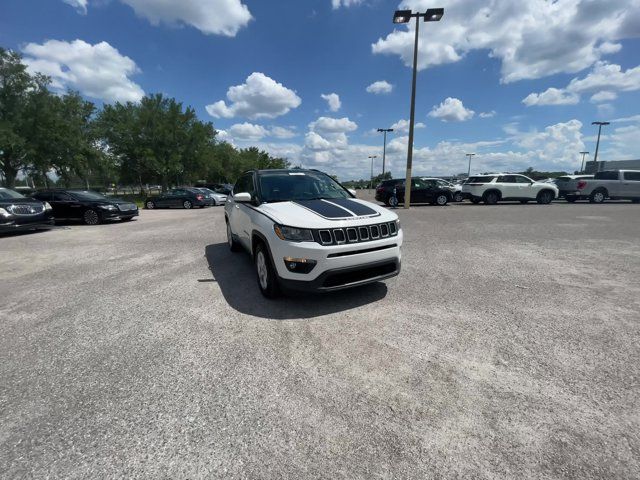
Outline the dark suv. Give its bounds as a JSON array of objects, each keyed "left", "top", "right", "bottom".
[
  {"left": 0, "top": 188, "right": 55, "bottom": 233},
  {"left": 32, "top": 189, "right": 139, "bottom": 225},
  {"left": 375, "top": 178, "right": 452, "bottom": 206}
]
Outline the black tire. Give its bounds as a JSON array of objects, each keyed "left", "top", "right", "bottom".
[
  {"left": 520, "top": 200, "right": 529, "bottom": 204},
  {"left": 589, "top": 189, "right": 606, "bottom": 204},
  {"left": 254, "top": 242, "right": 279, "bottom": 299},
  {"left": 453, "top": 192, "right": 464, "bottom": 202},
  {"left": 226, "top": 220, "right": 241, "bottom": 252},
  {"left": 434, "top": 193, "right": 449, "bottom": 206},
  {"left": 565, "top": 196, "right": 577, "bottom": 203},
  {"left": 536, "top": 190, "right": 554, "bottom": 204},
  {"left": 183, "top": 200, "right": 193, "bottom": 209},
  {"left": 145, "top": 201, "right": 156, "bottom": 209},
  {"left": 484, "top": 191, "right": 499, "bottom": 205},
  {"left": 471, "top": 198, "right": 481, "bottom": 204},
  {"left": 83, "top": 209, "right": 101, "bottom": 225}
]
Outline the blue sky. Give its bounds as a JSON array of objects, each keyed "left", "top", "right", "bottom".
[{"left": 2, "top": 0, "right": 639, "bottom": 180}]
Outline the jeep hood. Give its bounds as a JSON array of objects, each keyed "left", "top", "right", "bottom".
[{"left": 258, "top": 198, "right": 397, "bottom": 229}]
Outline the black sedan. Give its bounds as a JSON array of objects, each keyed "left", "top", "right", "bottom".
[
  {"left": 375, "top": 178, "right": 452, "bottom": 206},
  {"left": 0, "top": 187, "right": 55, "bottom": 233},
  {"left": 32, "top": 189, "right": 139, "bottom": 225},
  {"left": 144, "top": 188, "right": 209, "bottom": 210}
]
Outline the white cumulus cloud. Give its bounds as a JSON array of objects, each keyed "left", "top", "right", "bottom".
[
  {"left": 428, "top": 97, "right": 475, "bottom": 122},
  {"left": 389, "top": 119, "right": 425, "bottom": 134},
  {"left": 63, "top": 0, "right": 87, "bottom": 14},
  {"left": 23, "top": 39, "right": 144, "bottom": 103},
  {"left": 523, "top": 62, "right": 640, "bottom": 106},
  {"left": 331, "top": 0, "right": 363, "bottom": 8},
  {"left": 308, "top": 116, "right": 357, "bottom": 136},
  {"left": 228, "top": 122, "right": 269, "bottom": 140},
  {"left": 366, "top": 80, "right": 393, "bottom": 94},
  {"left": 206, "top": 72, "right": 301, "bottom": 120},
  {"left": 321, "top": 93, "right": 341, "bottom": 112},
  {"left": 372, "top": 0, "right": 640, "bottom": 83},
  {"left": 69, "top": 0, "right": 253, "bottom": 36}
]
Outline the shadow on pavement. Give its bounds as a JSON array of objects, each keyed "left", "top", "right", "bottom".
[{"left": 204, "top": 243, "right": 388, "bottom": 319}]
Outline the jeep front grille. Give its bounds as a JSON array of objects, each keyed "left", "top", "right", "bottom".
[{"left": 315, "top": 222, "right": 398, "bottom": 246}]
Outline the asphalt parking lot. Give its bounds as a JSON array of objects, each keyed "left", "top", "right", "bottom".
[{"left": 1, "top": 197, "right": 639, "bottom": 479}]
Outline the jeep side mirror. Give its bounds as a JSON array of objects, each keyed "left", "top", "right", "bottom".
[{"left": 233, "top": 192, "right": 252, "bottom": 203}]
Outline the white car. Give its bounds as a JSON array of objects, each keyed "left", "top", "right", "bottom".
[
  {"left": 462, "top": 174, "right": 558, "bottom": 205},
  {"left": 225, "top": 169, "right": 403, "bottom": 298}
]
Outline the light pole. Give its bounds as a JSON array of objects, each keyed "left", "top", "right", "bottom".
[
  {"left": 393, "top": 7, "right": 444, "bottom": 209},
  {"left": 377, "top": 128, "right": 394, "bottom": 176},
  {"left": 591, "top": 121, "right": 610, "bottom": 172},
  {"left": 579, "top": 151, "right": 589, "bottom": 173},
  {"left": 368, "top": 155, "right": 378, "bottom": 190},
  {"left": 465, "top": 153, "right": 476, "bottom": 177}
]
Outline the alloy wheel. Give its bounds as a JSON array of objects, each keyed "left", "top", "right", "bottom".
[
  {"left": 436, "top": 195, "right": 448, "bottom": 206},
  {"left": 256, "top": 251, "right": 269, "bottom": 290},
  {"left": 84, "top": 209, "right": 99, "bottom": 225},
  {"left": 183, "top": 200, "right": 192, "bottom": 209}
]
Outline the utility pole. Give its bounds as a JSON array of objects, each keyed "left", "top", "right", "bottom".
[
  {"left": 592, "top": 121, "right": 610, "bottom": 172},
  {"left": 377, "top": 128, "right": 394, "bottom": 176},
  {"left": 466, "top": 153, "right": 476, "bottom": 177},
  {"left": 579, "top": 151, "right": 589, "bottom": 173},
  {"left": 368, "top": 155, "right": 378, "bottom": 190}
]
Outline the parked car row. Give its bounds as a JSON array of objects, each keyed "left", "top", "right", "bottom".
[
  {"left": 144, "top": 187, "right": 228, "bottom": 209},
  {"left": 375, "top": 170, "right": 640, "bottom": 206}
]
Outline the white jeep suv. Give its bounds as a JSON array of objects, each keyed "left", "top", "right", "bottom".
[
  {"left": 462, "top": 174, "right": 558, "bottom": 205},
  {"left": 225, "top": 169, "right": 402, "bottom": 298}
]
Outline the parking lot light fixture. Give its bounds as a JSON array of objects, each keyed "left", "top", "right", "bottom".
[
  {"left": 466, "top": 153, "right": 476, "bottom": 177},
  {"left": 392, "top": 7, "right": 444, "bottom": 209},
  {"left": 377, "top": 128, "right": 394, "bottom": 175},
  {"left": 591, "top": 121, "right": 610, "bottom": 171},
  {"left": 579, "top": 151, "right": 589, "bottom": 173},
  {"left": 393, "top": 10, "right": 412, "bottom": 23}
]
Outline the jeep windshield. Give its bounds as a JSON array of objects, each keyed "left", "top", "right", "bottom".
[{"left": 259, "top": 171, "right": 351, "bottom": 203}]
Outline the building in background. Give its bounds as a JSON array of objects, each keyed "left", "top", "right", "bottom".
[{"left": 585, "top": 159, "right": 640, "bottom": 173}]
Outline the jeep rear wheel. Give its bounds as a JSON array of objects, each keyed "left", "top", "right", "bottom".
[{"left": 255, "top": 243, "right": 279, "bottom": 299}]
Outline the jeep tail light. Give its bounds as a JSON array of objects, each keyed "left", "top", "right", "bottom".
[{"left": 577, "top": 180, "right": 587, "bottom": 190}]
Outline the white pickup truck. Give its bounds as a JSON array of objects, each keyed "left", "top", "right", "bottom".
[{"left": 567, "top": 170, "right": 640, "bottom": 203}]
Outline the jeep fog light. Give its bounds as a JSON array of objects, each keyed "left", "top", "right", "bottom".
[{"left": 283, "top": 257, "right": 317, "bottom": 274}]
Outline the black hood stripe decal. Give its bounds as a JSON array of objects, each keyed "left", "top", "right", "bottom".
[
  {"left": 326, "top": 198, "right": 379, "bottom": 216},
  {"left": 293, "top": 200, "right": 354, "bottom": 218}
]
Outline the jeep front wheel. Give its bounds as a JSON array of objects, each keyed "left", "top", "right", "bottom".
[{"left": 255, "top": 243, "right": 279, "bottom": 298}]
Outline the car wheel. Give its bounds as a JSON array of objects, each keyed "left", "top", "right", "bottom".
[
  {"left": 471, "top": 198, "right": 481, "bottom": 204},
  {"left": 484, "top": 191, "right": 499, "bottom": 205},
  {"left": 435, "top": 194, "right": 449, "bottom": 206},
  {"left": 83, "top": 209, "right": 101, "bottom": 225},
  {"left": 226, "top": 220, "right": 241, "bottom": 252},
  {"left": 520, "top": 200, "right": 529, "bottom": 204},
  {"left": 589, "top": 190, "right": 606, "bottom": 204},
  {"left": 536, "top": 190, "right": 554, "bottom": 204},
  {"left": 565, "top": 196, "right": 577, "bottom": 203},
  {"left": 453, "top": 192, "right": 464, "bottom": 202},
  {"left": 183, "top": 200, "right": 193, "bottom": 209},
  {"left": 255, "top": 242, "right": 279, "bottom": 298},
  {"left": 146, "top": 201, "right": 155, "bottom": 209}
]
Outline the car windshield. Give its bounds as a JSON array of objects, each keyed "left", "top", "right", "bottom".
[
  {"left": 259, "top": 171, "right": 351, "bottom": 203},
  {"left": 0, "top": 189, "right": 26, "bottom": 200},
  {"left": 68, "top": 190, "right": 109, "bottom": 201}
]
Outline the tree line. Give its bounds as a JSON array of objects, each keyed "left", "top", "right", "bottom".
[{"left": 0, "top": 47, "right": 288, "bottom": 192}]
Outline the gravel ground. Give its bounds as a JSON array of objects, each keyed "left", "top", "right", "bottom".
[{"left": 1, "top": 196, "right": 639, "bottom": 479}]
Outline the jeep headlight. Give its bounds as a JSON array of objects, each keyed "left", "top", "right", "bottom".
[{"left": 274, "top": 225, "right": 314, "bottom": 242}]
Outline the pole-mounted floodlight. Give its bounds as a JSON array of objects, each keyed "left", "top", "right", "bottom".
[
  {"left": 393, "top": 10, "right": 412, "bottom": 23},
  {"left": 591, "top": 121, "right": 610, "bottom": 171},
  {"left": 377, "top": 128, "right": 394, "bottom": 175},
  {"left": 392, "top": 7, "right": 444, "bottom": 208}
]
